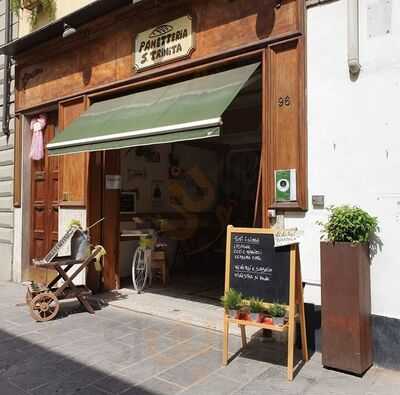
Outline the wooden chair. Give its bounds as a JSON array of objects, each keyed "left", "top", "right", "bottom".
[{"left": 151, "top": 249, "right": 168, "bottom": 286}]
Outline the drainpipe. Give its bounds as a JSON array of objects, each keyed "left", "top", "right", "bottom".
[
  {"left": 348, "top": 0, "right": 361, "bottom": 77},
  {"left": 2, "top": 0, "right": 12, "bottom": 141}
]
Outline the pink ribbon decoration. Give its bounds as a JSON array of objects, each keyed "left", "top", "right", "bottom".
[{"left": 29, "top": 114, "right": 47, "bottom": 161}]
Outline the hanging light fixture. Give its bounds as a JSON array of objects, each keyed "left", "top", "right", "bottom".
[{"left": 62, "top": 23, "right": 77, "bottom": 39}]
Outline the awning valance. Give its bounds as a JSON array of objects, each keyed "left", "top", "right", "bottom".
[{"left": 47, "top": 62, "right": 260, "bottom": 156}]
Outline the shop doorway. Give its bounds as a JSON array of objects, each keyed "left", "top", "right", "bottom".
[{"left": 117, "top": 68, "right": 262, "bottom": 306}]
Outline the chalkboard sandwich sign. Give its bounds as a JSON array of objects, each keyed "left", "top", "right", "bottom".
[
  {"left": 229, "top": 229, "right": 291, "bottom": 305},
  {"left": 222, "top": 226, "right": 309, "bottom": 381}
]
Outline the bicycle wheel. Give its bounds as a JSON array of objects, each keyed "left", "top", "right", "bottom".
[{"left": 132, "top": 246, "right": 148, "bottom": 293}]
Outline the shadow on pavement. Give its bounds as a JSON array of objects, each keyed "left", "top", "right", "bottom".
[{"left": 0, "top": 302, "right": 173, "bottom": 395}]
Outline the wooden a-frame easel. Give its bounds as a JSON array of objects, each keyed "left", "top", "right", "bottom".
[{"left": 222, "top": 226, "right": 309, "bottom": 381}]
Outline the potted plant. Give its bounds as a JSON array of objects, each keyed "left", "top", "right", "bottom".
[
  {"left": 238, "top": 304, "right": 250, "bottom": 320},
  {"left": 263, "top": 314, "right": 273, "bottom": 325},
  {"left": 268, "top": 303, "right": 286, "bottom": 326},
  {"left": 249, "top": 297, "right": 265, "bottom": 322},
  {"left": 220, "top": 288, "right": 242, "bottom": 319},
  {"left": 319, "top": 205, "right": 378, "bottom": 375},
  {"left": 11, "top": 0, "right": 56, "bottom": 27}
]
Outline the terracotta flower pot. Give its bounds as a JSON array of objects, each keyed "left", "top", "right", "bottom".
[
  {"left": 263, "top": 316, "right": 273, "bottom": 325},
  {"left": 238, "top": 308, "right": 250, "bottom": 320},
  {"left": 23, "top": 0, "right": 41, "bottom": 11},
  {"left": 250, "top": 312, "right": 264, "bottom": 322}
]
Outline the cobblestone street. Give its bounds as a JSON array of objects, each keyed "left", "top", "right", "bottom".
[{"left": 0, "top": 282, "right": 398, "bottom": 395}]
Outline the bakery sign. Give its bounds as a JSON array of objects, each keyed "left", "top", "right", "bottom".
[{"left": 134, "top": 16, "right": 195, "bottom": 71}]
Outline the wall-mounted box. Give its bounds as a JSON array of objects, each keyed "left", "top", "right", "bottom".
[
  {"left": 275, "top": 169, "right": 297, "bottom": 202},
  {"left": 312, "top": 195, "right": 325, "bottom": 208}
]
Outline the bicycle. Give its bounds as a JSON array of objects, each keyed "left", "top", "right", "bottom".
[{"left": 131, "top": 232, "right": 155, "bottom": 293}]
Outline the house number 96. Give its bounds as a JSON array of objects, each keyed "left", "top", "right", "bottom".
[{"left": 278, "top": 96, "right": 291, "bottom": 107}]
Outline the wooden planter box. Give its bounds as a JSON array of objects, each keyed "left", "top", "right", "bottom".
[{"left": 320, "top": 242, "right": 373, "bottom": 375}]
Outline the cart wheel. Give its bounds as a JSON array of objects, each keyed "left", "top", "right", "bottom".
[{"left": 30, "top": 292, "right": 60, "bottom": 322}]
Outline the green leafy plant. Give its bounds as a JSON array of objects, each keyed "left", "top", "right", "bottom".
[
  {"left": 220, "top": 288, "right": 242, "bottom": 311},
  {"left": 249, "top": 297, "right": 264, "bottom": 313},
  {"left": 268, "top": 303, "right": 286, "bottom": 318},
  {"left": 318, "top": 205, "right": 378, "bottom": 244},
  {"left": 11, "top": 0, "right": 56, "bottom": 28}
]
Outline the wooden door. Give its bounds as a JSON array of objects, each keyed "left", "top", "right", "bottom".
[{"left": 31, "top": 113, "right": 59, "bottom": 261}]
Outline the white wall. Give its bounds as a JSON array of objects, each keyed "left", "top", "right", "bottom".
[
  {"left": 291, "top": 0, "right": 400, "bottom": 319},
  {"left": 19, "top": 0, "right": 96, "bottom": 36}
]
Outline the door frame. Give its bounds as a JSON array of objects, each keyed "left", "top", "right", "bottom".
[{"left": 16, "top": 106, "right": 58, "bottom": 282}]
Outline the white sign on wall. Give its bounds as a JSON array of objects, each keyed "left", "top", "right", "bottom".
[
  {"left": 134, "top": 15, "right": 195, "bottom": 71},
  {"left": 106, "top": 175, "right": 121, "bottom": 190},
  {"left": 274, "top": 228, "right": 303, "bottom": 248}
]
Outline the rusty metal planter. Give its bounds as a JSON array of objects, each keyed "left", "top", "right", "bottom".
[{"left": 320, "top": 242, "right": 373, "bottom": 375}]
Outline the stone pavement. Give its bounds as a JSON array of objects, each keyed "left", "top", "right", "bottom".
[
  {"left": 0, "top": 281, "right": 398, "bottom": 395},
  {"left": 100, "top": 285, "right": 245, "bottom": 335}
]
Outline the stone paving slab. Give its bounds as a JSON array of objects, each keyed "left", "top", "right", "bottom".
[
  {"left": 0, "top": 281, "right": 399, "bottom": 395},
  {"left": 179, "top": 373, "right": 239, "bottom": 395}
]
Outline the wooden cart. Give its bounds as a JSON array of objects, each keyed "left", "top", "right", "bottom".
[{"left": 26, "top": 245, "right": 105, "bottom": 322}]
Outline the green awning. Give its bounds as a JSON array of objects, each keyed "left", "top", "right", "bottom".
[{"left": 47, "top": 62, "right": 260, "bottom": 156}]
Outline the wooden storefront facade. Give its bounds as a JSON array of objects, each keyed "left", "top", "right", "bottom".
[{"left": 13, "top": 0, "right": 308, "bottom": 290}]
